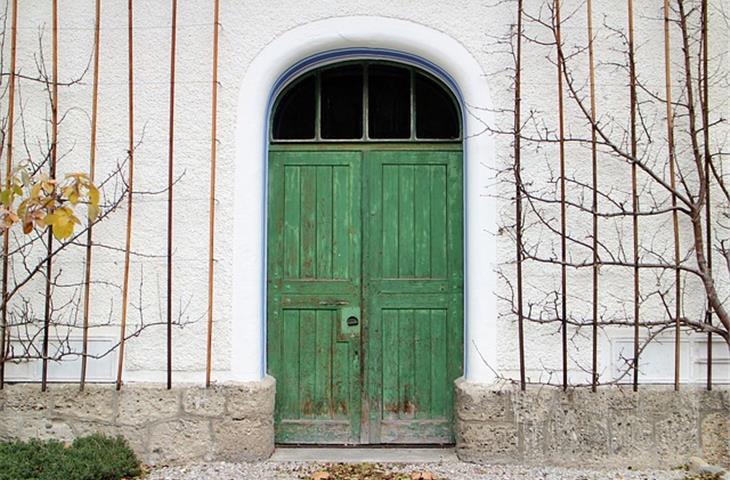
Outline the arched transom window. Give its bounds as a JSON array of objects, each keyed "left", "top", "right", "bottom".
[{"left": 272, "top": 62, "right": 461, "bottom": 142}]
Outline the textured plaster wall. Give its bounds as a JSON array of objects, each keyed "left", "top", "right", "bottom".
[{"left": 1, "top": 1, "right": 728, "bottom": 384}]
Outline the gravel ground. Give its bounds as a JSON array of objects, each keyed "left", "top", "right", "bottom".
[{"left": 146, "top": 461, "right": 687, "bottom": 480}]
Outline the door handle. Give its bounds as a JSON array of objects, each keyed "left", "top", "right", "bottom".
[{"left": 346, "top": 316, "right": 359, "bottom": 327}]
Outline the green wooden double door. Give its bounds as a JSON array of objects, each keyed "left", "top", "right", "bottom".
[{"left": 267, "top": 144, "right": 463, "bottom": 444}]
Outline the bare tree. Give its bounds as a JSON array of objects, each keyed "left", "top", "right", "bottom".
[
  {"left": 490, "top": 0, "right": 728, "bottom": 386},
  {"left": 0, "top": 8, "right": 193, "bottom": 387}
]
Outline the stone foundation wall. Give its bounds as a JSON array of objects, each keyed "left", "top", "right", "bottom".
[
  {"left": 455, "top": 378, "right": 730, "bottom": 468},
  {"left": 0, "top": 376, "right": 275, "bottom": 465}
]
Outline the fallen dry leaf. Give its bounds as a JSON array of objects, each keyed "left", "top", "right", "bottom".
[{"left": 410, "top": 472, "right": 435, "bottom": 480}]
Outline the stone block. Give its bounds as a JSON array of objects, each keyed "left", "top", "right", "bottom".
[
  {"left": 511, "top": 387, "right": 555, "bottom": 424},
  {"left": 547, "top": 404, "right": 610, "bottom": 463},
  {"left": 701, "top": 412, "right": 730, "bottom": 468},
  {"left": 654, "top": 409, "right": 700, "bottom": 460},
  {"left": 639, "top": 388, "right": 699, "bottom": 419},
  {"left": 182, "top": 386, "right": 226, "bottom": 417},
  {"left": 69, "top": 421, "right": 148, "bottom": 456},
  {"left": 456, "top": 421, "right": 520, "bottom": 458},
  {"left": 519, "top": 421, "right": 546, "bottom": 463},
  {"left": 455, "top": 378, "right": 512, "bottom": 422},
  {"left": 213, "top": 417, "right": 274, "bottom": 461},
  {"left": 52, "top": 385, "right": 115, "bottom": 422},
  {"left": 3, "top": 385, "right": 51, "bottom": 412},
  {"left": 148, "top": 419, "right": 212, "bottom": 464},
  {"left": 117, "top": 386, "right": 180, "bottom": 425},
  {"left": 226, "top": 376, "right": 276, "bottom": 419},
  {"left": 0, "top": 413, "right": 74, "bottom": 442},
  {"left": 699, "top": 390, "right": 730, "bottom": 413},
  {"left": 608, "top": 411, "right": 654, "bottom": 458}
]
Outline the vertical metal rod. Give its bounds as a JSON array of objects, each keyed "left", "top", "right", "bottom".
[
  {"left": 0, "top": 0, "right": 18, "bottom": 391},
  {"left": 205, "top": 0, "right": 220, "bottom": 388},
  {"left": 701, "top": 0, "right": 712, "bottom": 391},
  {"left": 627, "top": 0, "right": 640, "bottom": 392},
  {"left": 663, "top": 0, "right": 682, "bottom": 392},
  {"left": 554, "top": 0, "right": 568, "bottom": 391},
  {"left": 514, "top": 0, "right": 526, "bottom": 392},
  {"left": 116, "top": 0, "right": 135, "bottom": 391},
  {"left": 166, "top": 0, "right": 178, "bottom": 391},
  {"left": 80, "top": 0, "right": 102, "bottom": 391},
  {"left": 41, "top": 0, "right": 60, "bottom": 393},
  {"left": 587, "top": 0, "right": 599, "bottom": 393}
]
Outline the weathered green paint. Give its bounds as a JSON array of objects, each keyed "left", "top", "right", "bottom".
[{"left": 267, "top": 144, "right": 463, "bottom": 444}]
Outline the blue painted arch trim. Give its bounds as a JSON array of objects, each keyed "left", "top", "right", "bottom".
[{"left": 261, "top": 47, "right": 469, "bottom": 379}]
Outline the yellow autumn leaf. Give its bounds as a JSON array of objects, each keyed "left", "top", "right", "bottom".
[
  {"left": 88, "top": 185, "right": 100, "bottom": 206},
  {"left": 87, "top": 203, "right": 100, "bottom": 221},
  {"left": 30, "top": 183, "right": 42, "bottom": 199}
]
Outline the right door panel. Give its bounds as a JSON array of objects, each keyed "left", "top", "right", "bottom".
[{"left": 364, "top": 149, "right": 464, "bottom": 444}]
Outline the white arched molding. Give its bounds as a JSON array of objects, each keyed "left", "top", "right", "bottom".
[{"left": 232, "top": 16, "right": 497, "bottom": 383}]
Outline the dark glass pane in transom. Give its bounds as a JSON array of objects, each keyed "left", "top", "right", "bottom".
[
  {"left": 272, "top": 75, "right": 315, "bottom": 140},
  {"left": 415, "top": 73, "right": 459, "bottom": 139},
  {"left": 321, "top": 64, "right": 363, "bottom": 139},
  {"left": 368, "top": 64, "right": 411, "bottom": 139}
]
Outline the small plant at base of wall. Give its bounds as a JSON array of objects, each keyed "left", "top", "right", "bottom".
[{"left": 0, "top": 434, "right": 142, "bottom": 480}]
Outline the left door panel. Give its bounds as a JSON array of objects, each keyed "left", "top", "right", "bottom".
[{"left": 267, "top": 150, "right": 362, "bottom": 444}]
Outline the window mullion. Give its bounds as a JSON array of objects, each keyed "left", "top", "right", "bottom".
[
  {"left": 315, "top": 71, "right": 321, "bottom": 141},
  {"left": 363, "top": 63, "right": 369, "bottom": 141},
  {"left": 410, "top": 68, "right": 416, "bottom": 141}
]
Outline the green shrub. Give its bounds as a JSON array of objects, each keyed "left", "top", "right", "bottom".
[{"left": 0, "top": 434, "right": 141, "bottom": 480}]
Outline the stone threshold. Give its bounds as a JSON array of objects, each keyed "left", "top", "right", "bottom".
[{"left": 270, "top": 447, "right": 458, "bottom": 463}]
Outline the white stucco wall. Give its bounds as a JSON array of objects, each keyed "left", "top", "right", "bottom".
[{"left": 2, "top": 0, "right": 728, "bottom": 386}]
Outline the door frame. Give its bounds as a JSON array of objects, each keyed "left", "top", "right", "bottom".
[{"left": 231, "top": 17, "right": 498, "bottom": 385}]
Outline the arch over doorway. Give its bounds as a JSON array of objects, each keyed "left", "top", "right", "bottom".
[{"left": 232, "top": 16, "right": 497, "bottom": 384}]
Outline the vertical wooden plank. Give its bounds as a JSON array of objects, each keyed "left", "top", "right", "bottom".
[
  {"left": 446, "top": 154, "right": 464, "bottom": 277},
  {"left": 398, "top": 308, "right": 415, "bottom": 418},
  {"left": 586, "top": 0, "right": 599, "bottom": 393},
  {"left": 1, "top": 0, "right": 19, "bottom": 390},
  {"left": 700, "top": 0, "right": 713, "bottom": 392},
  {"left": 414, "top": 308, "right": 431, "bottom": 419},
  {"left": 205, "top": 0, "right": 220, "bottom": 388},
  {"left": 514, "top": 0, "right": 526, "bottom": 392},
  {"left": 627, "top": 0, "right": 640, "bottom": 392},
  {"left": 316, "top": 166, "right": 333, "bottom": 278},
  {"left": 299, "top": 309, "right": 316, "bottom": 418},
  {"left": 398, "top": 166, "right": 415, "bottom": 277},
  {"left": 165, "top": 0, "right": 179, "bottom": 390},
  {"left": 554, "top": 0, "right": 569, "bottom": 391},
  {"left": 430, "top": 165, "right": 447, "bottom": 278},
  {"left": 414, "top": 166, "right": 431, "bottom": 278},
  {"left": 42, "top": 0, "right": 60, "bottom": 392},
  {"left": 430, "top": 309, "right": 447, "bottom": 417},
  {"left": 314, "top": 309, "right": 333, "bottom": 417},
  {"left": 381, "top": 309, "right": 399, "bottom": 419},
  {"left": 116, "top": 0, "right": 135, "bottom": 391},
  {"left": 282, "top": 309, "right": 301, "bottom": 418},
  {"left": 382, "top": 165, "right": 398, "bottom": 278},
  {"left": 300, "top": 167, "right": 317, "bottom": 278},
  {"left": 284, "top": 166, "right": 301, "bottom": 278},
  {"left": 332, "top": 165, "right": 349, "bottom": 279},
  {"left": 81, "top": 0, "right": 102, "bottom": 390},
  {"left": 332, "top": 339, "right": 350, "bottom": 417},
  {"left": 663, "top": 0, "right": 682, "bottom": 391}
]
